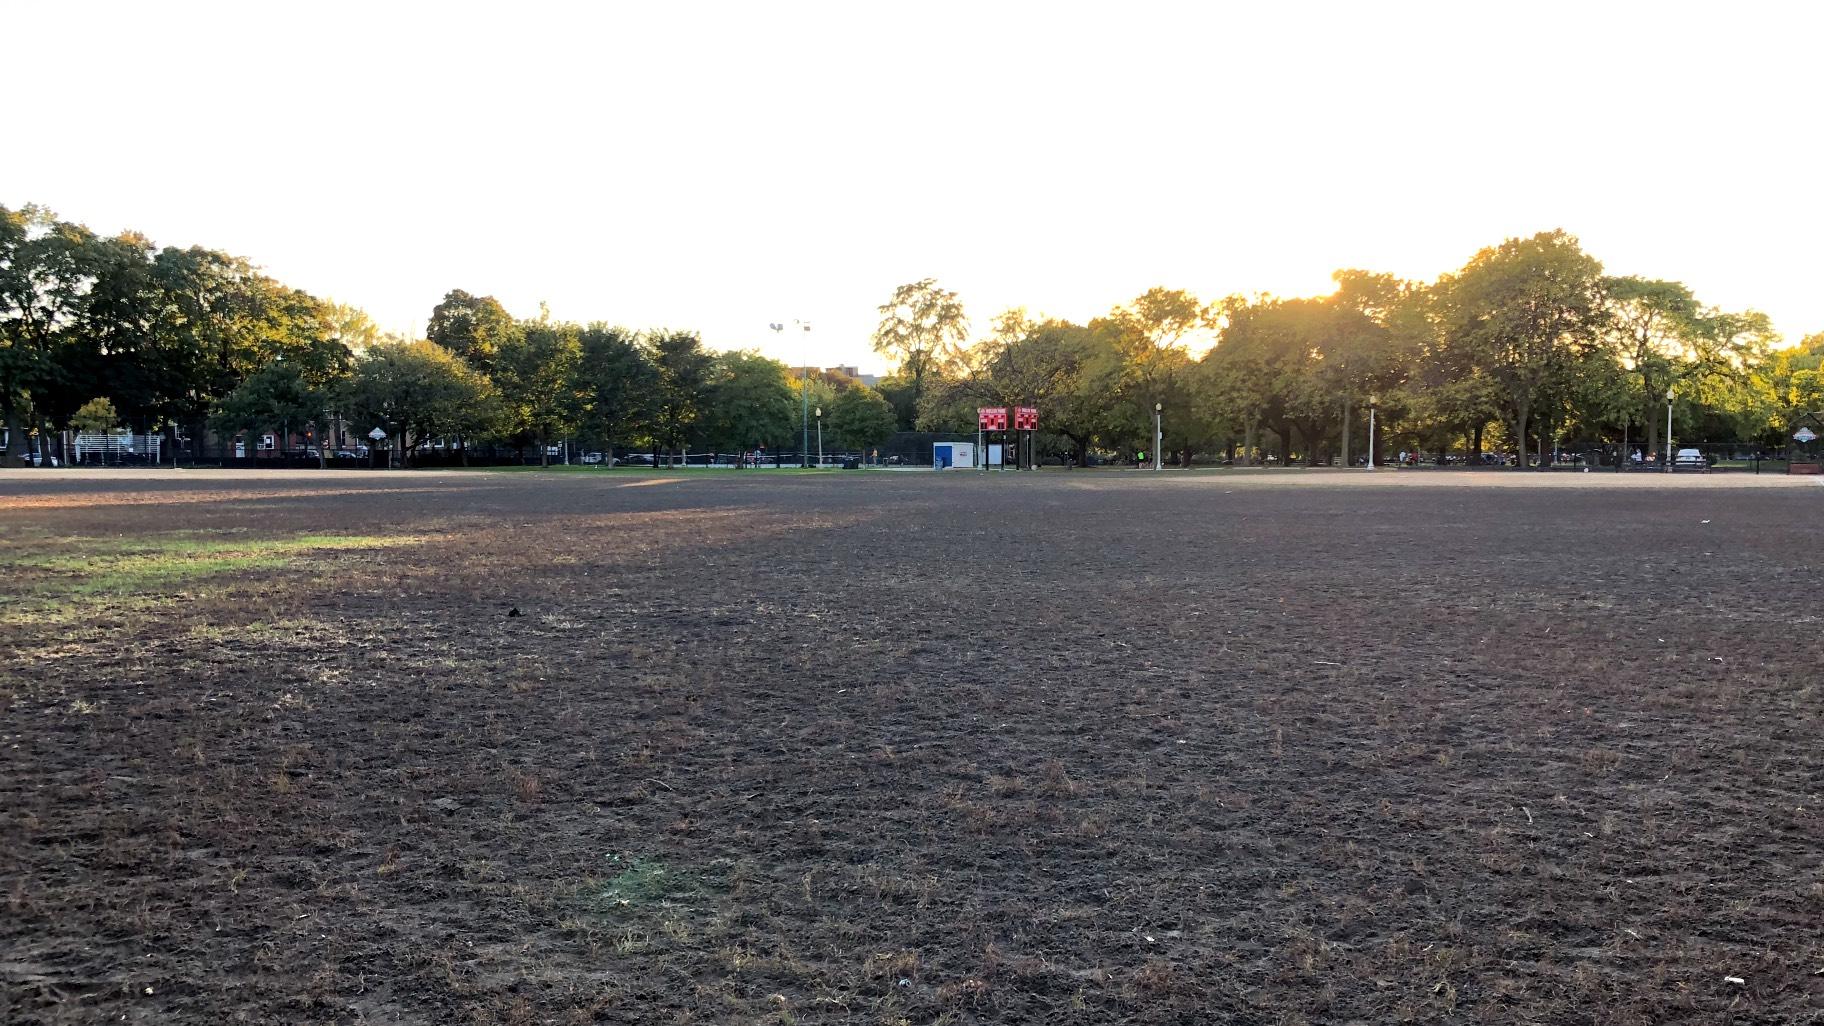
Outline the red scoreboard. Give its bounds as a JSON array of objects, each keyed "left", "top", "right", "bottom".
[
  {"left": 1013, "top": 406, "right": 1038, "bottom": 430},
  {"left": 978, "top": 406, "right": 1008, "bottom": 431}
]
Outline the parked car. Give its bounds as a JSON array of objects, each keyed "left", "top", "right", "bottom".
[
  {"left": 1674, "top": 448, "right": 1708, "bottom": 469},
  {"left": 16, "top": 451, "right": 60, "bottom": 467},
  {"left": 581, "top": 451, "right": 605, "bottom": 465}
]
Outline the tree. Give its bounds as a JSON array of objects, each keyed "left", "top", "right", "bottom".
[
  {"left": 874, "top": 370, "right": 921, "bottom": 431},
  {"left": 210, "top": 359, "right": 325, "bottom": 462},
  {"left": 1327, "top": 270, "right": 1419, "bottom": 464},
  {"left": 1044, "top": 326, "right": 1125, "bottom": 466},
  {"left": 321, "top": 302, "right": 384, "bottom": 355},
  {"left": 1203, "top": 297, "right": 1277, "bottom": 465},
  {"left": 701, "top": 350, "right": 797, "bottom": 455},
  {"left": 873, "top": 279, "right": 967, "bottom": 415},
  {"left": 1206, "top": 295, "right": 1341, "bottom": 465},
  {"left": 496, "top": 319, "right": 583, "bottom": 465},
  {"left": 111, "top": 246, "right": 321, "bottom": 449},
  {"left": 343, "top": 341, "right": 496, "bottom": 465},
  {"left": 577, "top": 324, "right": 655, "bottom": 461},
  {"left": 1757, "top": 332, "right": 1824, "bottom": 440},
  {"left": 646, "top": 330, "right": 713, "bottom": 462},
  {"left": 826, "top": 384, "right": 897, "bottom": 454},
  {"left": 0, "top": 205, "right": 97, "bottom": 464},
  {"left": 1603, "top": 277, "right": 1709, "bottom": 458},
  {"left": 932, "top": 310, "right": 1112, "bottom": 466},
  {"left": 1097, "top": 288, "right": 1206, "bottom": 461},
  {"left": 71, "top": 397, "right": 121, "bottom": 434},
  {"left": 426, "top": 289, "right": 516, "bottom": 377},
  {"left": 1436, "top": 231, "right": 1606, "bottom": 467}
]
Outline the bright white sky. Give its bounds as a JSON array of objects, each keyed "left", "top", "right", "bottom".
[{"left": 10, "top": 1, "right": 1821, "bottom": 372}]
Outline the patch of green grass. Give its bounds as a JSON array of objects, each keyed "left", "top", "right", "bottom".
[
  {"left": 62, "top": 554, "right": 289, "bottom": 596},
  {"left": 1710, "top": 459, "right": 1788, "bottom": 471},
  {"left": 0, "top": 532, "right": 420, "bottom": 622},
  {"left": 15, "top": 532, "right": 399, "bottom": 570},
  {"left": 572, "top": 855, "right": 733, "bottom": 929},
  {"left": 594, "top": 857, "right": 687, "bottom": 909}
]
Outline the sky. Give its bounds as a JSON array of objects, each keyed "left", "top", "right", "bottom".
[{"left": 9, "top": 0, "right": 1822, "bottom": 372}]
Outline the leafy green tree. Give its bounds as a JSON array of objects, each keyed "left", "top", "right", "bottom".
[
  {"left": 826, "top": 384, "right": 897, "bottom": 454},
  {"left": 1529, "top": 346, "right": 1635, "bottom": 463},
  {"left": 321, "top": 302, "right": 385, "bottom": 355},
  {"left": 1094, "top": 288, "right": 1206, "bottom": 461},
  {"left": 1598, "top": 277, "right": 1773, "bottom": 458},
  {"left": 1202, "top": 297, "right": 1277, "bottom": 465},
  {"left": 932, "top": 310, "right": 1114, "bottom": 465},
  {"left": 111, "top": 245, "right": 323, "bottom": 449},
  {"left": 1103, "top": 289, "right": 1204, "bottom": 402},
  {"left": 578, "top": 324, "right": 655, "bottom": 461},
  {"left": 426, "top": 289, "right": 516, "bottom": 377},
  {"left": 873, "top": 369, "right": 920, "bottom": 431},
  {"left": 211, "top": 359, "right": 323, "bottom": 462},
  {"left": 1436, "top": 230, "right": 1607, "bottom": 466},
  {"left": 71, "top": 397, "right": 121, "bottom": 434},
  {"left": 646, "top": 330, "right": 714, "bottom": 462},
  {"left": 1327, "top": 271, "right": 1422, "bottom": 463},
  {"left": 0, "top": 205, "right": 97, "bottom": 463},
  {"left": 701, "top": 350, "right": 797, "bottom": 455},
  {"left": 1206, "top": 294, "right": 1346, "bottom": 464},
  {"left": 873, "top": 279, "right": 967, "bottom": 415},
  {"left": 344, "top": 341, "right": 497, "bottom": 465},
  {"left": 496, "top": 319, "right": 583, "bottom": 465},
  {"left": 1041, "top": 325, "right": 1124, "bottom": 466},
  {"left": 1754, "top": 332, "right": 1824, "bottom": 441}
]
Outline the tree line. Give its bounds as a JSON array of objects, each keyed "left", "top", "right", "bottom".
[
  {"left": 8, "top": 204, "right": 1821, "bottom": 470},
  {"left": 1, "top": 205, "right": 896, "bottom": 466},
  {"left": 878, "top": 232, "right": 1824, "bottom": 466}
]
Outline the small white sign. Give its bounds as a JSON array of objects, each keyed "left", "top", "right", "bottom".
[
  {"left": 368, "top": 427, "right": 387, "bottom": 441},
  {"left": 1795, "top": 427, "right": 1817, "bottom": 443}
]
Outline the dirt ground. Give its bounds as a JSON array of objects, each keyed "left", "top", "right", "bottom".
[{"left": 2, "top": 468, "right": 1820, "bottom": 1025}]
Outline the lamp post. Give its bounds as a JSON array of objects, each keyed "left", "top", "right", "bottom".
[
  {"left": 1366, "top": 395, "right": 1378, "bottom": 470},
  {"left": 1664, "top": 385, "right": 1674, "bottom": 473},
  {"left": 1154, "top": 402, "right": 1163, "bottom": 471},
  {"left": 815, "top": 406, "right": 823, "bottom": 468}
]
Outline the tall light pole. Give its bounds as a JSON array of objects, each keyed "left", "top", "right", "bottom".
[
  {"left": 1665, "top": 385, "right": 1674, "bottom": 473},
  {"left": 1153, "top": 402, "right": 1163, "bottom": 471},
  {"left": 770, "top": 320, "right": 814, "bottom": 467},
  {"left": 814, "top": 406, "right": 823, "bottom": 468},
  {"left": 1366, "top": 395, "right": 1378, "bottom": 469}
]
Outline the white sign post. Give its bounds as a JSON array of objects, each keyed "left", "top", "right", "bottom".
[{"left": 1796, "top": 427, "right": 1818, "bottom": 443}]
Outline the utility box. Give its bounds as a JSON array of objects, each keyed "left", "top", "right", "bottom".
[{"left": 933, "top": 442, "right": 975, "bottom": 469}]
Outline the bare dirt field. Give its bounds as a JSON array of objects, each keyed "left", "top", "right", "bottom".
[{"left": 2, "top": 468, "right": 1820, "bottom": 1025}]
